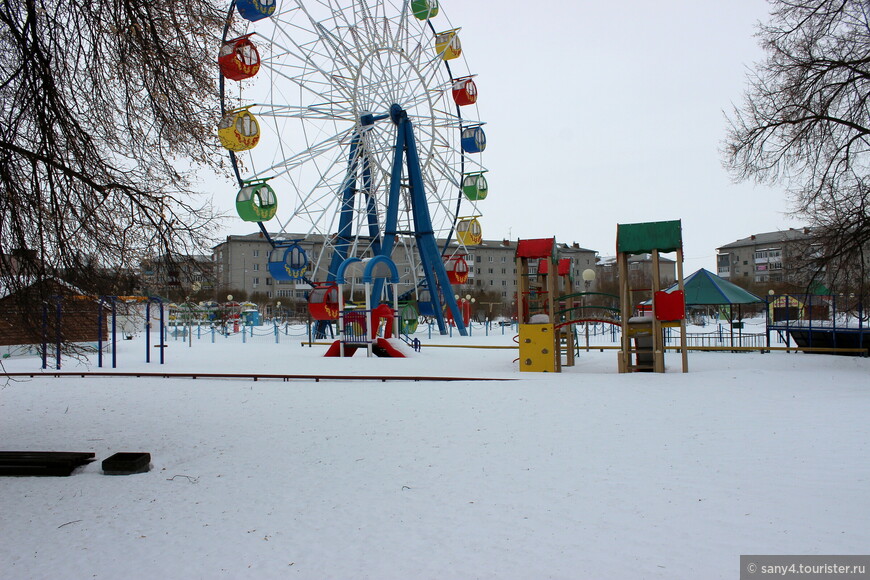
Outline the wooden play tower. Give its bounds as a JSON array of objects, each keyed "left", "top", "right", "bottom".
[
  {"left": 616, "top": 220, "right": 689, "bottom": 373},
  {"left": 516, "top": 238, "right": 560, "bottom": 372}
]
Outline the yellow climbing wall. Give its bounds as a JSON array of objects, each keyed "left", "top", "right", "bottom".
[{"left": 518, "top": 323, "right": 557, "bottom": 372}]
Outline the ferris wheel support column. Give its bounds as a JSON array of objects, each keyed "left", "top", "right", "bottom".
[
  {"left": 368, "top": 113, "right": 406, "bottom": 307},
  {"left": 394, "top": 106, "right": 468, "bottom": 336},
  {"left": 326, "top": 132, "right": 364, "bottom": 282}
]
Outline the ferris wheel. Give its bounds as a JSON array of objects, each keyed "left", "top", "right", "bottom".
[{"left": 218, "top": 0, "right": 488, "bottom": 335}]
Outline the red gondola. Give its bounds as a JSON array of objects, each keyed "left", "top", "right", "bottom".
[
  {"left": 444, "top": 254, "right": 469, "bottom": 284},
  {"left": 308, "top": 282, "right": 339, "bottom": 320},
  {"left": 219, "top": 35, "right": 261, "bottom": 81},
  {"left": 452, "top": 76, "right": 477, "bottom": 106}
]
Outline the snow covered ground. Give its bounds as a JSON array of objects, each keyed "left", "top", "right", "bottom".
[{"left": 1, "top": 326, "right": 868, "bottom": 579}]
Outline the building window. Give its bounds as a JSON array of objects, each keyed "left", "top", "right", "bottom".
[
  {"left": 253, "top": 263, "right": 259, "bottom": 271},
  {"left": 253, "top": 250, "right": 260, "bottom": 257},
  {"left": 266, "top": 278, "right": 272, "bottom": 285}
]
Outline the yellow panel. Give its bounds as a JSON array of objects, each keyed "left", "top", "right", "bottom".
[
  {"left": 218, "top": 110, "right": 260, "bottom": 152},
  {"left": 518, "top": 323, "right": 557, "bottom": 372},
  {"left": 435, "top": 30, "right": 462, "bottom": 60}
]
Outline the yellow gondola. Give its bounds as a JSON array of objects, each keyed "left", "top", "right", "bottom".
[
  {"left": 218, "top": 108, "right": 260, "bottom": 152},
  {"left": 456, "top": 217, "right": 482, "bottom": 246},
  {"left": 435, "top": 29, "right": 461, "bottom": 61}
]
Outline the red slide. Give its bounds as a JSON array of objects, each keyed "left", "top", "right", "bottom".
[{"left": 371, "top": 337, "right": 406, "bottom": 358}]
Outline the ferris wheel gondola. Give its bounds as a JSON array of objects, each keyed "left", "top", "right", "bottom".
[{"left": 219, "top": 0, "right": 488, "bottom": 335}]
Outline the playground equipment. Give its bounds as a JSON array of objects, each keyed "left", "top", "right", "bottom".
[
  {"left": 515, "top": 238, "right": 619, "bottom": 372},
  {"left": 615, "top": 220, "right": 688, "bottom": 373},
  {"left": 538, "top": 255, "right": 577, "bottom": 366},
  {"left": 515, "top": 238, "right": 561, "bottom": 372},
  {"left": 323, "top": 256, "right": 407, "bottom": 358},
  {"left": 219, "top": 0, "right": 487, "bottom": 337}
]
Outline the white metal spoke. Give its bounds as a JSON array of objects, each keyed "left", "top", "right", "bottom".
[{"left": 221, "top": 0, "right": 486, "bottom": 288}]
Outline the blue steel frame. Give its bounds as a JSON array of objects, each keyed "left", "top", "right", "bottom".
[
  {"left": 327, "top": 105, "right": 467, "bottom": 336},
  {"left": 220, "top": 3, "right": 473, "bottom": 337}
]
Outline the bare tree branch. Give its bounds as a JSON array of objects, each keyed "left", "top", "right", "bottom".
[{"left": 725, "top": 0, "right": 870, "bottom": 302}]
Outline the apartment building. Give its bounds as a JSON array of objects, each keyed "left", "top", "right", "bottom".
[
  {"left": 140, "top": 254, "right": 214, "bottom": 300},
  {"left": 716, "top": 228, "right": 816, "bottom": 285},
  {"left": 595, "top": 253, "right": 677, "bottom": 292},
  {"left": 462, "top": 239, "right": 598, "bottom": 299},
  {"left": 212, "top": 232, "right": 599, "bottom": 305}
]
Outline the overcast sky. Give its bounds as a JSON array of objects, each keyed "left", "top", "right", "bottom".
[{"left": 212, "top": 0, "right": 794, "bottom": 273}]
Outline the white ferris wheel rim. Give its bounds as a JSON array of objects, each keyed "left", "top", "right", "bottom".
[{"left": 221, "top": 0, "right": 486, "bottom": 288}]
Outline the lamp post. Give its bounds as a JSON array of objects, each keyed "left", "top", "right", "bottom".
[
  {"left": 276, "top": 301, "right": 282, "bottom": 323},
  {"left": 186, "top": 296, "right": 192, "bottom": 348},
  {"left": 454, "top": 294, "right": 475, "bottom": 326},
  {"left": 582, "top": 269, "right": 596, "bottom": 351}
]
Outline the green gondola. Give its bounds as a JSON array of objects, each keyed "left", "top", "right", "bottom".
[
  {"left": 462, "top": 172, "right": 488, "bottom": 201},
  {"left": 236, "top": 179, "right": 277, "bottom": 222}
]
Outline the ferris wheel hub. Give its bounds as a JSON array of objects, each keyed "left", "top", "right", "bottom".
[{"left": 389, "top": 104, "right": 406, "bottom": 125}]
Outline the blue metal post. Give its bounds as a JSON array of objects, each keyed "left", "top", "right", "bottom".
[
  {"left": 41, "top": 304, "right": 47, "bottom": 369},
  {"left": 146, "top": 301, "right": 151, "bottom": 363},
  {"left": 159, "top": 300, "right": 165, "bottom": 364},
  {"left": 55, "top": 298, "right": 62, "bottom": 370},
  {"left": 111, "top": 298, "right": 117, "bottom": 369},
  {"left": 98, "top": 297, "right": 104, "bottom": 368}
]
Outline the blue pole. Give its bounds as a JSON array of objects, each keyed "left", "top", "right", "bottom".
[
  {"left": 159, "top": 300, "right": 165, "bottom": 364},
  {"left": 97, "top": 297, "right": 104, "bottom": 368},
  {"left": 41, "top": 303, "right": 47, "bottom": 369},
  {"left": 55, "top": 298, "right": 62, "bottom": 370},
  {"left": 146, "top": 301, "right": 151, "bottom": 363},
  {"left": 111, "top": 298, "right": 117, "bottom": 368}
]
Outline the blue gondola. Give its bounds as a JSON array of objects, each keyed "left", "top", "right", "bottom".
[
  {"left": 461, "top": 125, "right": 486, "bottom": 153},
  {"left": 236, "top": 0, "right": 275, "bottom": 22},
  {"left": 268, "top": 242, "right": 308, "bottom": 281}
]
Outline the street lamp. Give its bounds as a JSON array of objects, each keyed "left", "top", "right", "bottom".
[
  {"left": 185, "top": 295, "right": 192, "bottom": 348},
  {"left": 581, "top": 269, "right": 596, "bottom": 351},
  {"left": 227, "top": 294, "right": 235, "bottom": 331}
]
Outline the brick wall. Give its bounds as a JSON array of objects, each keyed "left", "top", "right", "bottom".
[{"left": 0, "top": 282, "right": 109, "bottom": 347}]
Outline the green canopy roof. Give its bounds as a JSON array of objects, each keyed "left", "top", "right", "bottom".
[
  {"left": 617, "top": 220, "right": 682, "bottom": 255},
  {"left": 664, "top": 268, "right": 764, "bottom": 305}
]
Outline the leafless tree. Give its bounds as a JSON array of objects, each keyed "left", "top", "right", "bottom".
[
  {"left": 725, "top": 0, "right": 870, "bottom": 302},
  {"left": 0, "top": 0, "right": 230, "bottom": 345}
]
